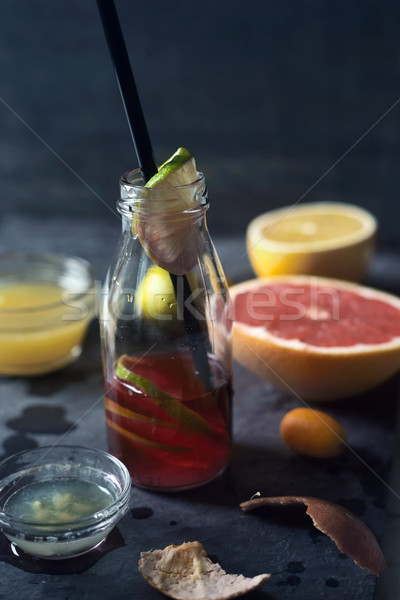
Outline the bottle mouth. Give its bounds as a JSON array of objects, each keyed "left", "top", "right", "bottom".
[
  {"left": 118, "top": 168, "right": 209, "bottom": 218},
  {"left": 120, "top": 167, "right": 205, "bottom": 192}
]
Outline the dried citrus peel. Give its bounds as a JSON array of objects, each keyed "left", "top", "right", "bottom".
[
  {"left": 138, "top": 541, "right": 270, "bottom": 600},
  {"left": 240, "top": 495, "right": 387, "bottom": 576}
]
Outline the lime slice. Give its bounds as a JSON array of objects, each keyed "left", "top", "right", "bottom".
[
  {"left": 105, "top": 397, "right": 183, "bottom": 430},
  {"left": 106, "top": 418, "right": 189, "bottom": 452},
  {"left": 146, "top": 147, "right": 198, "bottom": 188}
]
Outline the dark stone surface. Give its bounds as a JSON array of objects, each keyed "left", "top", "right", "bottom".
[
  {"left": 0, "top": 327, "right": 395, "bottom": 599},
  {"left": 0, "top": 217, "right": 397, "bottom": 599}
]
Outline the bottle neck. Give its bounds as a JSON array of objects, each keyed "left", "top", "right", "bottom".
[
  {"left": 117, "top": 169, "right": 209, "bottom": 276},
  {"left": 118, "top": 168, "right": 208, "bottom": 219}
]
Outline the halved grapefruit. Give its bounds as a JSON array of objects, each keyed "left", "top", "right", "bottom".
[{"left": 230, "top": 275, "right": 400, "bottom": 401}]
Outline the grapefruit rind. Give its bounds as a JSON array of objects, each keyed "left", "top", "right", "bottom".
[
  {"left": 230, "top": 275, "right": 400, "bottom": 401},
  {"left": 247, "top": 202, "right": 377, "bottom": 281}
]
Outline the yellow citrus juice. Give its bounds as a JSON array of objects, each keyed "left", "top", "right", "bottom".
[{"left": 0, "top": 283, "right": 94, "bottom": 376}]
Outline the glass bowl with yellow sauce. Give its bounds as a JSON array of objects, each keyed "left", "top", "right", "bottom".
[
  {"left": 0, "top": 252, "right": 96, "bottom": 375},
  {"left": 0, "top": 446, "right": 131, "bottom": 559}
]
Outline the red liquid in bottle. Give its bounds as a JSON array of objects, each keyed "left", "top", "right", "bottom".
[{"left": 104, "top": 353, "right": 232, "bottom": 491}]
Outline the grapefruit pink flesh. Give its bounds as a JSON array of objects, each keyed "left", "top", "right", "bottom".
[{"left": 234, "top": 283, "right": 400, "bottom": 347}]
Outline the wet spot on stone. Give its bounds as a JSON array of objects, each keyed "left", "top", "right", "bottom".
[
  {"left": 26, "top": 364, "right": 97, "bottom": 397},
  {"left": 131, "top": 507, "right": 154, "bottom": 519},
  {"left": 0, "top": 433, "right": 38, "bottom": 460},
  {"left": 326, "top": 578, "right": 340, "bottom": 587},
  {"left": 287, "top": 561, "right": 305, "bottom": 574},
  {"left": 6, "top": 406, "right": 74, "bottom": 434},
  {"left": 170, "top": 520, "right": 178, "bottom": 526}
]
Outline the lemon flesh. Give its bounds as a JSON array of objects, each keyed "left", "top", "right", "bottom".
[
  {"left": 135, "top": 266, "right": 177, "bottom": 320},
  {"left": 146, "top": 147, "right": 197, "bottom": 188},
  {"left": 263, "top": 212, "right": 363, "bottom": 244},
  {"left": 247, "top": 202, "right": 377, "bottom": 281}
]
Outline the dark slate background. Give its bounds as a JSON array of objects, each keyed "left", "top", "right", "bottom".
[{"left": 1, "top": 0, "right": 400, "bottom": 248}]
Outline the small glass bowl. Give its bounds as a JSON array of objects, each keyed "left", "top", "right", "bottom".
[
  {"left": 0, "top": 446, "right": 131, "bottom": 559},
  {"left": 0, "top": 252, "right": 96, "bottom": 376}
]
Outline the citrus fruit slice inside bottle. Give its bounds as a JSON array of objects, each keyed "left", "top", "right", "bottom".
[
  {"left": 115, "top": 356, "right": 220, "bottom": 438},
  {"left": 246, "top": 202, "right": 377, "bottom": 281},
  {"left": 145, "top": 147, "right": 197, "bottom": 188},
  {"left": 135, "top": 266, "right": 177, "bottom": 320},
  {"left": 135, "top": 148, "right": 203, "bottom": 275}
]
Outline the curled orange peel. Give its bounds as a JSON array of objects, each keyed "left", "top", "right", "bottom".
[{"left": 240, "top": 495, "right": 387, "bottom": 576}]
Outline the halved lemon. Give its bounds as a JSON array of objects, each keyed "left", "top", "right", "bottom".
[{"left": 246, "top": 202, "right": 377, "bottom": 281}]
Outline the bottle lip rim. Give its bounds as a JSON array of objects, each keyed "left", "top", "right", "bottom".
[
  {"left": 120, "top": 168, "right": 205, "bottom": 192},
  {"left": 118, "top": 168, "right": 209, "bottom": 217},
  {"left": 117, "top": 199, "right": 209, "bottom": 218}
]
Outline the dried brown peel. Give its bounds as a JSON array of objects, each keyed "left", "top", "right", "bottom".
[
  {"left": 240, "top": 496, "right": 387, "bottom": 576},
  {"left": 138, "top": 541, "right": 271, "bottom": 600}
]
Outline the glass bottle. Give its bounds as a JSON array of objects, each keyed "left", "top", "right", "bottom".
[{"left": 100, "top": 169, "right": 233, "bottom": 491}]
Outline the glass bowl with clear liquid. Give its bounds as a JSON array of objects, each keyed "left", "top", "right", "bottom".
[{"left": 0, "top": 446, "right": 131, "bottom": 559}]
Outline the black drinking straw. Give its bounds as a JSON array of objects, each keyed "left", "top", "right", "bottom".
[
  {"left": 96, "top": 0, "right": 156, "bottom": 182},
  {"left": 96, "top": 0, "right": 211, "bottom": 386}
]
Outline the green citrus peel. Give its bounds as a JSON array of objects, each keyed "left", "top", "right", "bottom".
[
  {"left": 105, "top": 397, "right": 183, "bottom": 430},
  {"left": 145, "top": 147, "right": 197, "bottom": 189},
  {"left": 105, "top": 418, "right": 188, "bottom": 452},
  {"left": 115, "top": 358, "right": 218, "bottom": 439}
]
